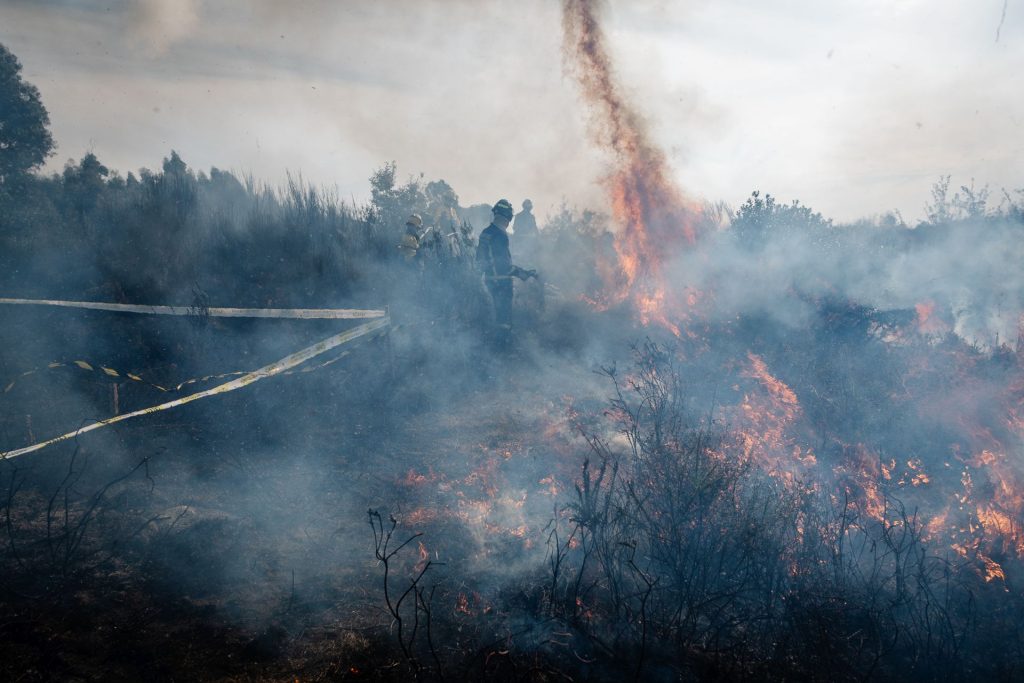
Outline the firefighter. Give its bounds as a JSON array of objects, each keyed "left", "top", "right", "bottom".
[
  {"left": 513, "top": 198, "right": 539, "bottom": 260},
  {"left": 398, "top": 213, "right": 423, "bottom": 263},
  {"left": 513, "top": 198, "right": 544, "bottom": 318},
  {"left": 476, "top": 199, "right": 536, "bottom": 347}
]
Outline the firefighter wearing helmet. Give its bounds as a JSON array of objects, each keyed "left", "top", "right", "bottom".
[
  {"left": 513, "top": 198, "right": 540, "bottom": 263},
  {"left": 398, "top": 213, "right": 423, "bottom": 263},
  {"left": 476, "top": 199, "right": 537, "bottom": 347}
]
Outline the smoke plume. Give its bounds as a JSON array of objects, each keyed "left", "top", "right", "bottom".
[{"left": 561, "top": 0, "right": 703, "bottom": 332}]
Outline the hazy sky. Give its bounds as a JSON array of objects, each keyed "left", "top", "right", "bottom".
[{"left": 1, "top": 0, "right": 1021, "bottom": 223}]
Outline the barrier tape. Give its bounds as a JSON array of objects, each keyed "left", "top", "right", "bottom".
[
  {"left": 4, "top": 350, "right": 360, "bottom": 396},
  {"left": 1, "top": 316, "right": 390, "bottom": 460},
  {"left": 0, "top": 297, "right": 385, "bottom": 320},
  {"left": 5, "top": 361, "right": 172, "bottom": 394}
]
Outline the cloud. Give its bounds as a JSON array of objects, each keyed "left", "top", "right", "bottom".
[
  {"left": 1, "top": 0, "right": 1020, "bottom": 223},
  {"left": 125, "top": 0, "right": 202, "bottom": 55}
]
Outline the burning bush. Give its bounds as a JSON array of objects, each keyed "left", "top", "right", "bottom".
[{"left": 531, "top": 341, "right": 1024, "bottom": 681}]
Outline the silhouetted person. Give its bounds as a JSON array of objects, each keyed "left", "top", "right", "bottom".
[
  {"left": 513, "top": 199, "right": 544, "bottom": 318},
  {"left": 476, "top": 199, "right": 536, "bottom": 348},
  {"left": 513, "top": 198, "right": 539, "bottom": 256}
]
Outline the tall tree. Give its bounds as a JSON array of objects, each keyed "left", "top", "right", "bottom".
[{"left": 0, "top": 43, "right": 54, "bottom": 184}]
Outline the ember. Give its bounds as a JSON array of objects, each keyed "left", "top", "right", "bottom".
[{"left": 1, "top": 3, "right": 1022, "bottom": 681}]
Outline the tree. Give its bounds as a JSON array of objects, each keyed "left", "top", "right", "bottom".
[
  {"left": 951, "top": 178, "right": 990, "bottom": 220},
  {"left": 62, "top": 152, "right": 108, "bottom": 220},
  {"left": 367, "top": 161, "right": 427, "bottom": 236},
  {"left": 0, "top": 43, "right": 54, "bottom": 184},
  {"left": 731, "top": 190, "right": 832, "bottom": 250}
]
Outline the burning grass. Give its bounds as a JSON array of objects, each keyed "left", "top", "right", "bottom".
[
  {"left": 1, "top": 25, "right": 1023, "bottom": 675},
  {"left": 3, "top": 255, "right": 1024, "bottom": 681}
]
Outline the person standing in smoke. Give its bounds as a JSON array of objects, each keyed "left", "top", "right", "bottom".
[
  {"left": 398, "top": 213, "right": 424, "bottom": 264},
  {"left": 476, "top": 199, "right": 536, "bottom": 348},
  {"left": 512, "top": 198, "right": 539, "bottom": 261},
  {"left": 512, "top": 198, "right": 544, "bottom": 318}
]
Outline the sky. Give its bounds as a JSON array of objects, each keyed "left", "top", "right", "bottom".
[{"left": 0, "top": 0, "right": 1021, "bottom": 223}]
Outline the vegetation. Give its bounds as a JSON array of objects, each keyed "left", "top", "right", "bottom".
[
  {"left": 0, "top": 43, "right": 54, "bottom": 186},
  {"left": 2, "top": 40, "right": 1024, "bottom": 681}
]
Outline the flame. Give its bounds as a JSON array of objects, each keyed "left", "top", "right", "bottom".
[
  {"left": 925, "top": 509, "right": 950, "bottom": 539},
  {"left": 562, "top": 0, "right": 703, "bottom": 335},
  {"left": 734, "top": 353, "right": 815, "bottom": 481},
  {"left": 982, "top": 554, "right": 1007, "bottom": 583},
  {"left": 456, "top": 593, "right": 472, "bottom": 615},
  {"left": 859, "top": 477, "right": 887, "bottom": 522},
  {"left": 539, "top": 475, "right": 561, "bottom": 496},
  {"left": 404, "top": 508, "right": 439, "bottom": 526},
  {"left": 915, "top": 300, "right": 950, "bottom": 336},
  {"left": 953, "top": 542, "right": 1008, "bottom": 584},
  {"left": 415, "top": 540, "right": 430, "bottom": 573},
  {"left": 403, "top": 468, "right": 439, "bottom": 487},
  {"left": 966, "top": 448, "right": 1024, "bottom": 557}
]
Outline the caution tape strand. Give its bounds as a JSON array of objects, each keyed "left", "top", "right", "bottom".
[
  {"left": 1, "top": 317, "right": 390, "bottom": 460},
  {"left": 0, "top": 297, "right": 385, "bottom": 320},
  {"left": 4, "top": 346, "right": 365, "bottom": 395}
]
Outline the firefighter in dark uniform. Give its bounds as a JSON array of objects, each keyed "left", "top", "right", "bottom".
[
  {"left": 513, "top": 198, "right": 539, "bottom": 261},
  {"left": 476, "top": 199, "right": 536, "bottom": 347},
  {"left": 512, "top": 198, "right": 544, "bottom": 318}
]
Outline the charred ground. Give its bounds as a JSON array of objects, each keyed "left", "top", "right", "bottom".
[{"left": 1, "top": 146, "right": 1024, "bottom": 682}]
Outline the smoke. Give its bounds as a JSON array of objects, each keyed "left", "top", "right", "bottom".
[
  {"left": 559, "top": 1, "right": 1023, "bottom": 347},
  {"left": 127, "top": 0, "right": 202, "bottom": 55},
  {"left": 3, "top": 4, "right": 1024, "bottom": 677},
  {"left": 561, "top": 0, "right": 703, "bottom": 330}
]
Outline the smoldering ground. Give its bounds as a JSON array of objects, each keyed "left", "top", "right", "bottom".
[
  {"left": 3, "top": 154, "right": 1024, "bottom": 679},
  {"left": 0, "top": 150, "right": 650, "bottom": 678},
  {"left": 3, "top": 1, "right": 1024, "bottom": 680}
]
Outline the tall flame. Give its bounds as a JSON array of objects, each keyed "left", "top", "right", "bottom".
[{"left": 562, "top": 0, "right": 703, "bottom": 333}]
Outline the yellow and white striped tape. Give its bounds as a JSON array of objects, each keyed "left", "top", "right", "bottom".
[
  {"left": 4, "top": 354, "right": 360, "bottom": 395},
  {"left": 1, "top": 316, "right": 390, "bottom": 460},
  {"left": 5, "top": 361, "right": 171, "bottom": 394},
  {"left": 0, "top": 297, "right": 385, "bottom": 320}
]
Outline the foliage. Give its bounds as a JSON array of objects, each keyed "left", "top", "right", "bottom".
[
  {"left": 925, "top": 175, "right": 992, "bottom": 224},
  {"left": 535, "top": 202, "right": 613, "bottom": 297},
  {"left": 731, "top": 190, "right": 833, "bottom": 250},
  {"left": 540, "top": 341, "right": 1020, "bottom": 681},
  {"left": 0, "top": 43, "right": 54, "bottom": 186}
]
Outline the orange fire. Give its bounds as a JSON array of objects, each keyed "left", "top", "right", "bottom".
[
  {"left": 415, "top": 540, "right": 430, "bottom": 574},
  {"left": 403, "top": 508, "right": 439, "bottom": 527},
  {"left": 403, "top": 468, "right": 439, "bottom": 487},
  {"left": 915, "top": 300, "right": 950, "bottom": 336},
  {"left": 563, "top": 0, "right": 704, "bottom": 336},
  {"left": 965, "top": 448, "right": 1024, "bottom": 557},
  {"left": 734, "top": 353, "right": 816, "bottom": 481},
  {"left": 456, "top": 593, "right": 472, "bottom": 615}
]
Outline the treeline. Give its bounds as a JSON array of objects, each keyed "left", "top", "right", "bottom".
[
  {"left": 2, "top": 151, "right": 390, "bottom": 307},
  {"left": 3, "top": 39, "right": 1024, "bottom": 320},
  {"left": 0, "top": 149, "right": 613, "bottom": 309}
]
